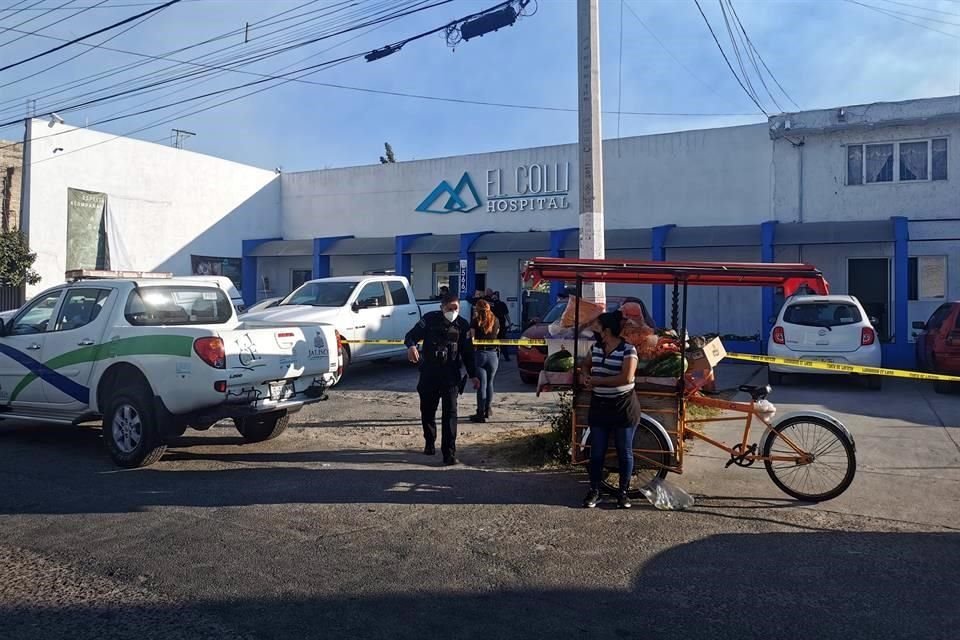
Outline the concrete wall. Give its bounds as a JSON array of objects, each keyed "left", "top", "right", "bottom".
[
  {"left": 330, "top": 255, "right": 393, "bottom": 277},
  {"left": 280, "top": 124, "right": 772, "bottom": 240},
  {"left": 772, "top": 120, "right": 960, "bottom": 223},
  {"left": 256, "top": 255, "right": 311, "bottom": 300},
  {"left": 22, "top": 119, "right": 279, "bottom": 296}
]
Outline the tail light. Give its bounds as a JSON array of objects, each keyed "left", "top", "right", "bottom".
[
  {"left": 194, "top": 337, "right": 226, "bottom": 369},
  {"left": 861, "top": 327, "right": 876, "bottom": 346},
  {"left": 772, "top": 326, "right": 785, "bottom": 345},
  {"left": 335, "top": 331, "right": 344, "bottom": 376}
]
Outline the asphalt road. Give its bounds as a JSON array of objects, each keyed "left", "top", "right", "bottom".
[{"left": 1, "top": 358, "right": 958, "bottom": 639}]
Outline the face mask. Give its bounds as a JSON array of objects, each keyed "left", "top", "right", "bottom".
[{"left": 444, "top": 310, "right": 458, "bottom": 323}]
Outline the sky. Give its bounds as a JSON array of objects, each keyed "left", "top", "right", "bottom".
[{"left": 0, "top": 0, "right": 957, "bottom": 171}]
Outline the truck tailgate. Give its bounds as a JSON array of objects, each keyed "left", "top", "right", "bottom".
[{"left": 219, "top": 324, "right": 338, "bottom": 384}]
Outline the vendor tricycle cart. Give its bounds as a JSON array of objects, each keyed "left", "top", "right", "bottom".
[{"left": 524, "top": 258, "right": 857, "bottom": 503}]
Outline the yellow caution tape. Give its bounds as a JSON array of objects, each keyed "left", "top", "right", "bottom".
[
  {"left": 341, "top": 338, "right": 550, "bottom": 346},
  {"left": 726, "top": 352, "right": 960, "bottom": 383},
  {"left": 340, "top": 339, "right": 960, "bottom": 383}
]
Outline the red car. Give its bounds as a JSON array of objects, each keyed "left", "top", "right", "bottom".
[
  {"left": 914, "top": 301, "right": 960, "bottom": 392},
  {"left": 517, "top": 296, "right": 655, "bottom": 384}
]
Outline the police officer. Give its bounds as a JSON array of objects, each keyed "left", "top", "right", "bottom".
[{"left": 405, "top": 293, "right": 479, "bottom": 465}]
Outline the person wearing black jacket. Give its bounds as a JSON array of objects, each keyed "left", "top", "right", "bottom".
[
  {"left": 405, "top": 293, "right": 479, "bottom": 465},
  {"left": 489, "top": 291, "right": 511, "bottom": 361}
]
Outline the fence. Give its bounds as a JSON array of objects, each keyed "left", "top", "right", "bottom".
[{"left": 0, "top": 285, "right": 23, "bottom": 311}]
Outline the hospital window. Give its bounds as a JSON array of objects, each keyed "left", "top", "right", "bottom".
[
  {"left": 431, "top": 258, "right": 487, "bottom": 296},
  {"left": 908, "top": 256, "right": 947, "bottom": 301},
  {"left": 846, "top": 139, "right": 947, "bottom": 185},
  {"left": 291, "top": 269, "right": 312, "bottom": 290}
]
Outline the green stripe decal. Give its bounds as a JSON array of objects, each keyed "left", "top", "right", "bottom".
[{"left": 10, "top": 335, "right": 195, "bottom": 402}]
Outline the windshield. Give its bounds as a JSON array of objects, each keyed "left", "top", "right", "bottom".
[
  {"left": 125, "top": 286, "right": 232, "bottom": 326},
  {"left": 281, "top": 281, "right": 357, "bottom": 307},
  {"left": 542, "top": 300, "right": 619, "bottom": 324},
  {"left": 783, "top": 302, "right": 862, "bottom": 328}
]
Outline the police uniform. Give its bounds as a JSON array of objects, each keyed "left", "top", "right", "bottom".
[{"left": 405, "top": 310, "right": 477, "bottom": 462}]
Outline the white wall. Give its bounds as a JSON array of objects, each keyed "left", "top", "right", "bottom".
[
  {"left": 22, "top": 119, "right": 279, "bottom": 296},
  {"left": 663, "top": 246, "right": 763, "bottom": 337},
  {"left": 257, "top": 255, "right": 311, "bottom": 300},
  {"left": 330, "top": 254, "right": 393, "bottom": 277},
  {"left": 280, "top": 124, "right": 772, "bottom": 240},
  {"left": 772, "top": 121, "right": 960, "bottom": 223},
  {"left": 908, "top": 220, "right": 960, "bottom": 340}
]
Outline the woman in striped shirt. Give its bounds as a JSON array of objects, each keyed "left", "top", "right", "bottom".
[{"left": 581, "top": 310, "right": 643, "bottom": 509}]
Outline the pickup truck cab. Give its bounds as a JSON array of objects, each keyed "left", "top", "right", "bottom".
[
  {"left": 0, "top": 275, "right": 341, "bottom": 467},
  {"left": 242, "top": 275, "right": 440, "bottom": 374}
]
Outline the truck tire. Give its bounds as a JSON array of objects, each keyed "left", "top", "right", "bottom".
[
  {"left": 235, "top": 411, "right": 289, "bottom": 443},
  {"left": 103, "top": 386, "right": 167, "bottom": 468}
]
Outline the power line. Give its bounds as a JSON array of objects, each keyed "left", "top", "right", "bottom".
[
  {"left": 0, "top": 1, "right": 113, "bottom": 52},
  {"left": 623, "top": 1, "right": 722, "bottom": 98},
  {"left": 0, "top": 4, "right": 161, "bottom": 87},
  {"left": 0, "top": 0, "right": 182, "bottom": 73},
  {"left": 0, "top": 0, "right": 348, "bottom": 108},
  {"left": 692, "top": 0, "right": 769, "bottom": 115},
  {"left": 872, "top": 0, "right": 960, "bottom": 18},
  {"left": 0, "top": 0, "right": 72, "bottom": 43},
  {"left": 726, "top": 0, "right": 799, "bottom": 110},
  {"left": 0, "top": 0, "right": 441, "bottom": 117},
  {"left": 842, "top": 0, "right": 960, "bottom": 38},
  {"left": 0, "top": 0, "right": 411, "bottom": 118},
  {"left": 718, "top": 0, "right": 765, "bottom": 109},
  {"left": 853, "top": 0, "right": 960, "bottom": 25}
]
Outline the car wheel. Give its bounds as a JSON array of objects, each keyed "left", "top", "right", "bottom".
[
  {"left": 234, "top": 411, "right": 289, "bottom": 443},
  {"left": 103, "top": 385, "right": 167, "bottom": 468}
]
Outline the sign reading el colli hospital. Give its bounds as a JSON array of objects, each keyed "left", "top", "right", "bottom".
[{"left": 416, "top": 162, "right": 571, "bottom": 215}]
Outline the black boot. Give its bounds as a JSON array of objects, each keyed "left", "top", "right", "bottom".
[
  {"left": 423, "top": 442, "right": 436, "bottom": 455},
  {"left": 469, "top": 412, "right": 486, "bottom": 423}
]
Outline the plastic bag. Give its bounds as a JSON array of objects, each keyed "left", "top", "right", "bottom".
[
  {"left": 756, "top": 399, "right": 777, "bottom": 419},
  {"left": 639, "top": 477, "right": 695, "bottom": 511}
]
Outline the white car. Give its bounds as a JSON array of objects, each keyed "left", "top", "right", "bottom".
[
  {"left": 240, "top": 297, "right": 282, "bottom": 316},
  {"left": 768, "top": 294, "right": 882, "bottom": 389}
]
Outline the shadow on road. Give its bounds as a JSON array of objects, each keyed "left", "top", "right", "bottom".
[{"left": 3, "top": 531, "right": 957, "bottom": 639}]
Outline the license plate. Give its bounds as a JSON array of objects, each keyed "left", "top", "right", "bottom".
[
  {"left": 814, "top": 357, "right": 836, "bottom": 363},
  {"left": 269, "top": 381, "right": 295, "bottom": 401}
]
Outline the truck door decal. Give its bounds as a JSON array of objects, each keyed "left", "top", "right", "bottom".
[{"left": 0, "top": 343, "right": 90, "bottom": 404}]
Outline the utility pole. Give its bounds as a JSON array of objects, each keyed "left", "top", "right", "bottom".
[{"left": 577, "top": 0, "right": 605, "bottom": 304}]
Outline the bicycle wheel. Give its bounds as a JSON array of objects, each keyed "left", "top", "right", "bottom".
[
  {"left": 599, "top": 417, "right": 671, "bottom": 495},
  {"left": 762, "top": 415, "right": 856, "bottom": 502}
]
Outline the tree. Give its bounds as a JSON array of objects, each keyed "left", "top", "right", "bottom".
[
  {"left": 379, "top": 142, "right": 396, "bottom": 164},
  {"left": 0, "top": 230, "right": 40, "bottom": 287}
]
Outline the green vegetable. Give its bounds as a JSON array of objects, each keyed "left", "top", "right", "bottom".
[
  {"left": 544, "top": 349, "right": 574, "bottom": 373},
  {"left": 643, "top": 353, "right": 686, "bottom": 377}
]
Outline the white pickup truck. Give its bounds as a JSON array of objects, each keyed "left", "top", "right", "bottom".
[
  {"left": 241, "top": 275, "right": 440, "bottom": 374},
  {"left": 0, "top": 276, "right": 341, "bottom": 467}
]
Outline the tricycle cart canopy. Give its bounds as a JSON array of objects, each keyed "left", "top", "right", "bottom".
[{"left": 523, "top": 258, "right": 829, "bottom": 297}]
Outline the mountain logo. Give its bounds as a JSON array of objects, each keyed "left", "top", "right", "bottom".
[{"left": 416, "top": 172, "right": 482, "bottom": 214}]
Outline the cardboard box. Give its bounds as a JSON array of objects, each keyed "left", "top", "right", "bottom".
[{"left": 686, "top": 337, "right": 726, "bottom": 372}]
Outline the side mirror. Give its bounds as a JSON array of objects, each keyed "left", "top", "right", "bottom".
[
  {"left": 351, "top": 302, "right": 361, "bottom": 313},
  {"left": 912, "top": 321, "right": 926, "bottom": 330},
  {"left": 0, "top": 319, "right": 7, "bottom": 337}
]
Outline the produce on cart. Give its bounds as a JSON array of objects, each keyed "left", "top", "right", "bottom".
[{"left": 524, "top": 257, "right": 857, "bottom": 503}]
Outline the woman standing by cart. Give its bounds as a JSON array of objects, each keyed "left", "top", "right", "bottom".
[{"left": 582, "top": 310, "right": 643, "bottom": 509}]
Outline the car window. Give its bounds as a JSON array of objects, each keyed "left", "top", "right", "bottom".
[
  {"left": 281, "top": 282, "right": 357, "bottom": 307},
  {"left": 10, "top": 291, "right": 62, "bottom": 335},
  {"left": 954, "top": 306, "right": 960, "bottom": 330},
  {"left": 125, "top": 286, "right": 232, "bottom": 326},
  {"left": 783, "top": 302, "right": 863, "bottom": 328},
  {"left": 55, "top": 288, "right": 111, "bottom": 332},
  {"left": 927, "top": 304, "right": 953, "bottom": 330},
  {"left": 387, "top": 281, "right": 410, "bottom": 306},
  {"left": 357, "top": 282, "right": 387, "bottom": 308}
]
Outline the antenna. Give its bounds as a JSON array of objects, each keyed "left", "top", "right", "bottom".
[{"left": 171, "top": 128, "right": 196, "bottom": 149}]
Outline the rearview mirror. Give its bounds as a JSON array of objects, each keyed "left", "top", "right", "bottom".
[
  {"left": 0, "top": 319, "right": 7, "bottom": 337},
  {"left": 912, "top": 321, "right": 926, "bottom": 330}
]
